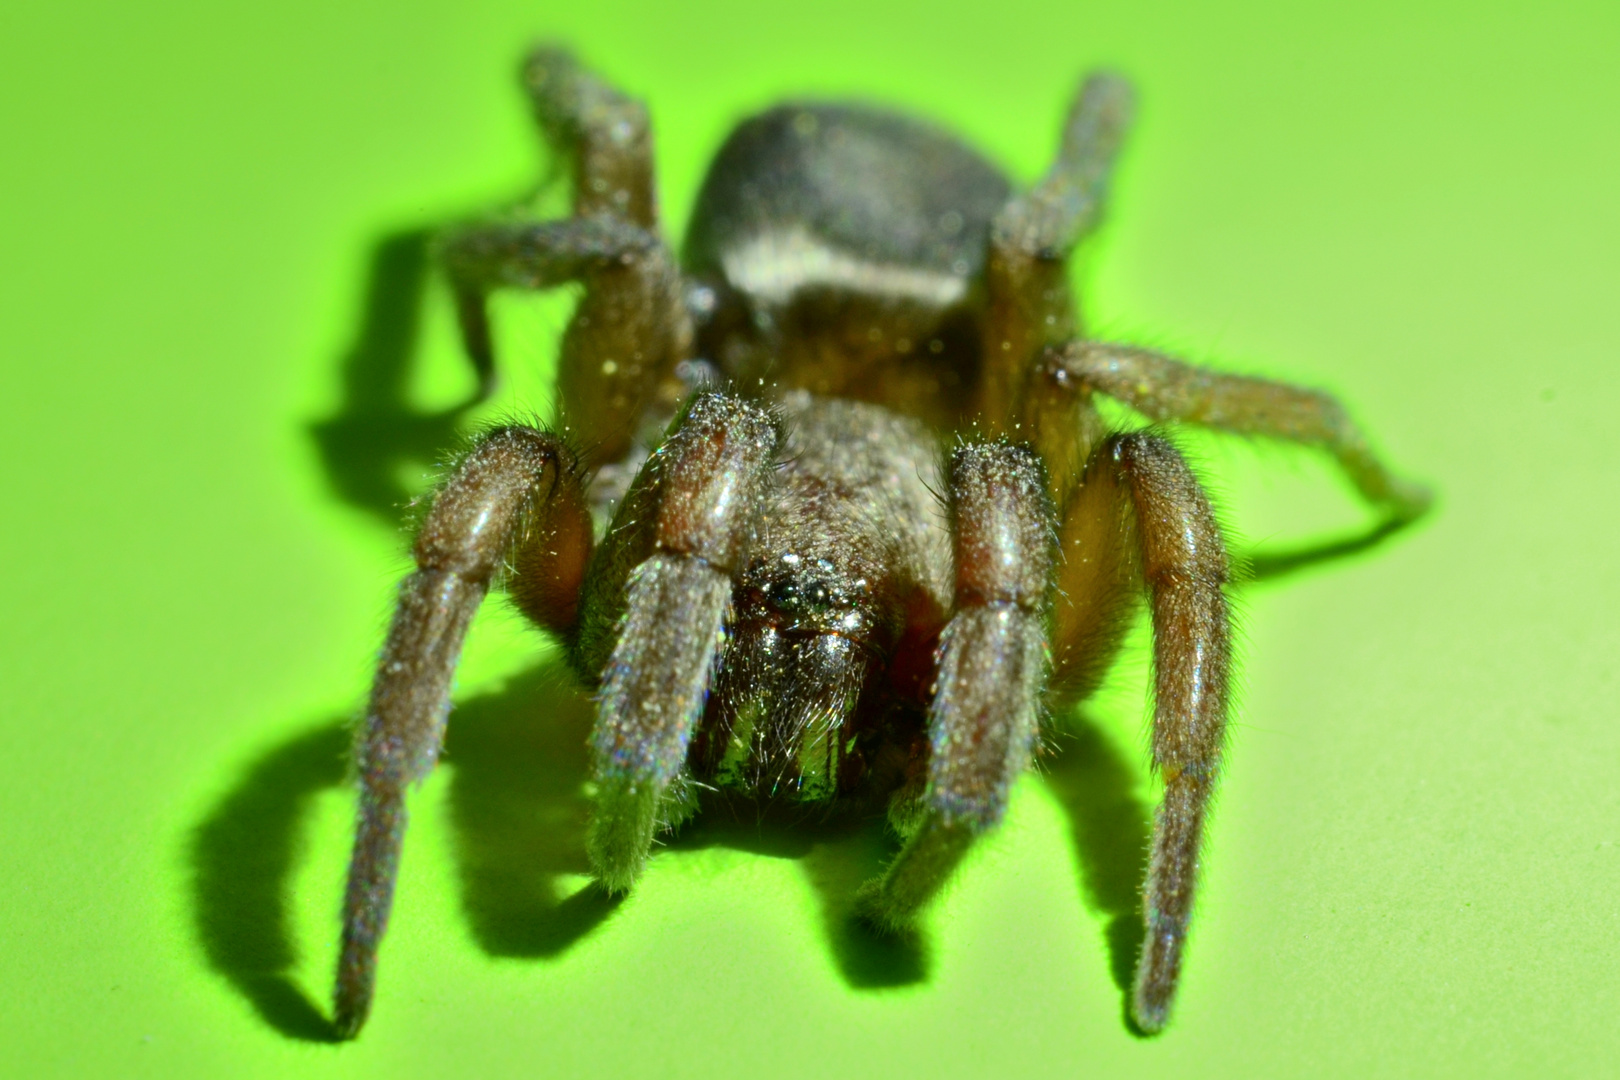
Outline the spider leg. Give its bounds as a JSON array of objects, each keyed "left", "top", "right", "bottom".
[
  {"left": 521, "top": 44, "right": 658, "bottom": 228},
  {"left": 1045, "top": 340, "right": 1433, "bottom": 522},
  {"left": 441, "top": 216, "right": 690, "bottom": 464},
  {"left": 444, "top": 46, "right": 691, "bottom": 462},
  {"left": 978, "top": 71, "right": 1135, "bottom": 428},
  {"left": 1045, "top": 435, "right": 1142, "bottom": 702},
  {"left": 333, "top": 426, "right": 592, "bottom": 1038},
  {"left": 858, "top": 443, "right": 1056, "bottom": 929},
  {"left": 571, "top": 393, "right": 781, "bottom": 891},
  {"left": 1049, "top": 432, "right": 1231, "bottom": 1034}
]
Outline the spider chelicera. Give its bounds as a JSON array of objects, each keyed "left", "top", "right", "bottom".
[{"left": 332, "top": 45, "right": 1430, "bottom": 1039}]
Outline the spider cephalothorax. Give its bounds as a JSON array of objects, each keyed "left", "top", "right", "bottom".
[{"left": 333, "top": 46, "right": 1429, "bottom": 1039}]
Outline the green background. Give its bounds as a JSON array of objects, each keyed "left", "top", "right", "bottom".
[{"left": 3, "top": 0, "right": 1617, "bottom": 1075}]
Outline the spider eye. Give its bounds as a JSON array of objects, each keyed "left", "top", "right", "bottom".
[
  {"left": 766, "top": 577, "right": 835, "bottom": 613},
  {"left": 767, "top": 579, "right": 799, "bottom": 608}
]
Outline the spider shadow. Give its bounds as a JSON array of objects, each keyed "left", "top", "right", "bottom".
[
  {"left": 190, "top": 722, "right": 350, "bottom": 1042},
  {"left": 1244, "top": 512, "right": 1424, "bottom": 583},
  {"left": 668, "top": 795, "right": 928, "bottom": 989},
  {"left": 307, "top": 225, "right": 477, "bottom": 527},
  {"left": 188, "top": 659, "right": 924, "bottom": 1042},
  {"left": 1040, "top": 713, "right": 1157, "bottom": 1038},
  {"left": 441, "top": 663, "right": 925, "bottom": 987},
  {"left": 438, "top": 663, "right": 621, "bottom": 958},
  {"left": 187, "top": 661, "right": 610, "bottom": 1043}
]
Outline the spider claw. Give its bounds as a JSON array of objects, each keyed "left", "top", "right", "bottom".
[{"left": 332, "top": 942, "right": 375, "bottom": 1040}]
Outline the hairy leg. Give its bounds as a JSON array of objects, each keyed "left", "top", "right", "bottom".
[
  {"left": 521, "top": 44, "right": 658, "bottom": 228},
  {"left": 978, "top": 71, "right": 1135, "bottom": 429},
  {"left": 444, "top": 46, "right": 691, "bottom": 462},
  {"left": 1047, "top": 340, "right": 1432, "bottom": 522},
  {"left": 335, "top": 426, "right": 590, "bottom": 1038},
  {"left": 1046, "top": 438, "right": 1143, "bottom": 702},
  {"left": 1050, "top": 432, "right": 1231, "bottom": 1033},
  {"left": 571, "top": 393, "right": 782, "bottom": 891},
  {"left": 441, "top": 216, "right": 691, "bottom": 464},
  {"left": 860, "top": 443, "right": 1056, "bottom": 928}
]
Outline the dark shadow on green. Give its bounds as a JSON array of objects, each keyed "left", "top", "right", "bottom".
[
  {"left": 1041, "top": 714, "right": 1154, "bottom": 1038},
  {"left": 188, "top": 660, "right": 620, "bottom": 1043},
  {"left": 307, "top": 226, "right": 480, "bottom": 526},
  {"left": 802, "top": 827, "right": 928, "bottom": 989},
  {"left": 446, "top": 657, "right": 925, "bottom": 987},
  {"left": 190, "top": 723, "right": 349, "bottom": 1043},
  {"left": 440, "top": 663, "right": 622, "bottom": 956},
  {"left": 1244, "top": 513, "right": 1421, "bottom": 583},
  {"left": 191, "top": 658, "right": 929, "bottom": 1043},
  {"left": 672, "top": 798, "right": 927, "bottom": 989}
]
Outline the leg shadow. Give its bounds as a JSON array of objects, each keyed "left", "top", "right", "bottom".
[
  {"left": 798, "top": 819, "right": 928, "bottom": 989},
  {"left": 440, "top": 662, "right": 622, "bottom": 956},
  {"left": 189, "top": 723, "right": 348, "bottom": 1042},
  {"left": 306, "top": 226, "right": 479, "bottom": 526},
  {"left": 189, "top": 657, "right": 614, "bottom": 1041},
  {"left": 1041, "top": 715, "right": 1153, "bottom": 1036},
  {"left": 1243, "top": 511, "right": 1427, "bottom": 583},
  {"left": 671, "top": 800, "right": 928, "bottom": 990}
]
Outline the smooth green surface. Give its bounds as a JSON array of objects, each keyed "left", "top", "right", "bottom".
[{"left": 3, "top": 1, "right": 1617, "bottom": 1076}]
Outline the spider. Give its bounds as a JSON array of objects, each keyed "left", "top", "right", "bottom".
[{"left": 332, "top": 45, "right": 1430, "bottom": 1039}]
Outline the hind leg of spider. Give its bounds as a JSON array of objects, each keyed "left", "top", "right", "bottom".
[
  {"left": 442, "top": 46, "right": 691, "bottom": 460},
  {"left": 977, "top": 69, "right": 1136, "bottom": 429},
  {"left": 333, "top": 426, "right": 592, "bottom": 1039},
  {"left": 1047, "top": 431, "right": 1232, "bottom": 1034},
  {"left": 857, "top": 443, "right": 1057, "bottom": 929},
  {"left": 1045, "top": 341, "right": 1432, "bottom": 524},
  {"left": 570, "top": 393, "right": 782, "bottom": 891}
]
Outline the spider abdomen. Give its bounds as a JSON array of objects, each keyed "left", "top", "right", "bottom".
[{"left": 685, "top": 105, "right": 1013, "bottom": 428}]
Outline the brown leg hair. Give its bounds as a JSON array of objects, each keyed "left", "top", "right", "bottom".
[
  {"left": 1046, "top": 436, "right": 1142, "bottom": 702},
  {"left": 334, "top": 426, "right": 591, "bottom": 1038},
  {"left": 443, "top": 45, "right": 692, "bottom": 464},
  {"left": 1047, "top": 341, "right": 1433, "bottom": 522},
  {"left": 441, "top": 217, "right": 691, "bottom": 465},
  {"left": 1049, "top": 431, "right": 1231, "bottom": 1034},
  {"left": 521, "top": 44, "right": 657, "bottom": 228},
  {"left": 572, "top": 393, "right": 782, "bottom": 891},
  {"left": 859, "top": 443, "right": 1056, "bottom": 928},
  {"left": 977, "top": 71, "right": 1135, "bottom": 432}
]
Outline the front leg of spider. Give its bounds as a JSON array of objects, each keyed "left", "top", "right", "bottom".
[
  {"left": 334, "top": 427, "right": 593, "bottom": 1038},
  {"left": 858, "top": 443, "right": 1056, "bottom": 927},
  {"left": 1075, "top": 433, "right": 1224, "bottom": 1036},
  {"left": 573, "top": 393, "right": 782, "bottom": 891}
]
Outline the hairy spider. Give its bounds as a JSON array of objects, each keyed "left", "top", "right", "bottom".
[{"left": 332, "top": 46, "right": 1430, "bottom": 1039}]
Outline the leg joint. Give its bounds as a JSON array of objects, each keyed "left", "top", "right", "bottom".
[
  {"left": 949, "top": 441, "right": 1056, "bottom": 608},
  {"left": 650, "top": 393, "right": 780, "bottom": 571},
  {"left": 1108, "top": 432, "right": 1230, "bottom": 584},
  {"left": 413, "top": 426, "right": 575, "bottom": 579}
]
